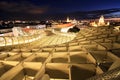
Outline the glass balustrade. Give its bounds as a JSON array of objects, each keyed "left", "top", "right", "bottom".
[
  {"left": 0, "top": 37, "right": 6, "bottom": 46},
  {"left": 5, "top": 37, "right": 13, "bottom": 46},
  {"left": 0, "top": 34, "right": 41, "bottom": 47}
]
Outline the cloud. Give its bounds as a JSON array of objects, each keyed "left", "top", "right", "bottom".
[{"left": 0, "top": 1, "right": 48, "bottom": 14}]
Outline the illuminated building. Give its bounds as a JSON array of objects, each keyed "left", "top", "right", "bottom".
[
  {"left": 90, "top": 21, "right": 98, "bottom": 27},
  {"left": 66, "top": 17, "right": 77, "bottom": 24},
  {"left": 98, "top": 15, "right": 105, "bottom": 26},
  {"left": 66, "top": 17, "right": 70, "bottom": 22},
  {"left": 90, "top": 15, "right": 110, "bottom": 27}
]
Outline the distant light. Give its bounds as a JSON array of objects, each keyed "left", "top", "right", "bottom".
[
  {"left": 0, "top": 34, "right": 4, "bottom": 36},
  {"left": 27, "top": 26, "right": 30, "bottom": 28},
  {"left": 15, "top": 20, "right": 21, "bottom": 23}
]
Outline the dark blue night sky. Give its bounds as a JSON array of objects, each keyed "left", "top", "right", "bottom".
[{"left": 0, "top": 0, "right": 120, "bottom": 20}]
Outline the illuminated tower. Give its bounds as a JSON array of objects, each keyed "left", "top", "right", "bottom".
[
  {"left": 107, "top": 22, "right": 110, "bottom": 26},
  {"left": 67, "top": 17, "right": 70, "bottom": 22},
  {"left": 98, "top": 15, "right": 105, "bottom": 26}
]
